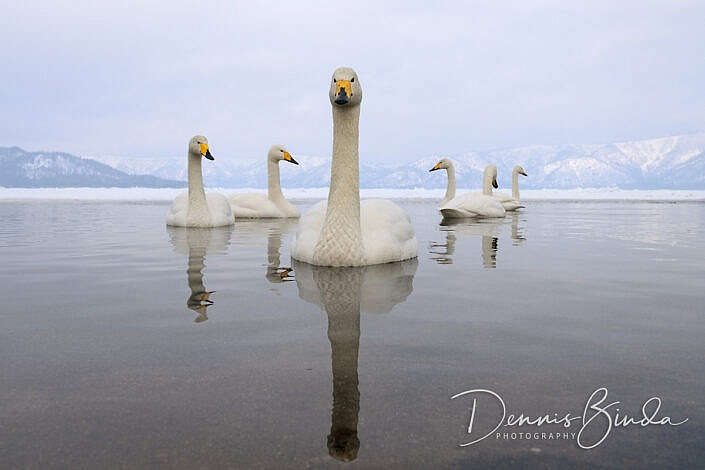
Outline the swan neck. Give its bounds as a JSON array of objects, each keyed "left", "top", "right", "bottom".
[
  {"left": 329, "top": 106, "right": 361, "bottom": 207},
  {"left": 188, "top": 153, "right": 209, "bottom": 217},
  {"left": 313, "top": 105, "right": 364, "bottom": 265},
  {"left": 268, "top": 159, "right": 285, "bottom": 202},
  {"left": 512, "top": 168, "right": 520, "bottom": 200},
  {"left": 483, "top": 168, "right": 493, "bottom": 196},
  {"left": 442, "top": 164, "right": 456, "bottom": 205}
]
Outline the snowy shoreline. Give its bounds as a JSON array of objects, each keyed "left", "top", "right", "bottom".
[{"left": 1, "top": 187, "right": 704, "bottom": 202}]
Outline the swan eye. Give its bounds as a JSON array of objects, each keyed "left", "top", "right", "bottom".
[
  {"left": 351, "top": 77, "right": 355, "bottom": 82},
  {"left": 333, "top": 78, "right": 337, "bottom": 83},
  {"left": 280, "top": 149, "right": 283, "bottom": 152}
]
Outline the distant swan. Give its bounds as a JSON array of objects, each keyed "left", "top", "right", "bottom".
[
  {"left": 227, "top": 144, "right": 300, "bottom": 218},
  {"left": 493, "top": 165, "right": 527, "bottom": 211},
  {"left": 430, "top": 161, "right": 505, "bottom": 218},
  {"left": 166, "top": 136, "right": 234, "bottom": 227},
  {"left": 291, "top": 67, "right": 417, "bottom": 266}
]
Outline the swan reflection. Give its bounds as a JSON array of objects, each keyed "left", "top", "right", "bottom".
[
  {"left": 292, "top": 259, "right": 417, "bottom": 461},
  {"left": 232, "top": 219, "right": 297, "bottom": 285},
  {"left": 431, "top": 213, "right": 526, "bottom": 267},
  {"left": 167, "top": 226, "right": 233, "bottom": 322}
]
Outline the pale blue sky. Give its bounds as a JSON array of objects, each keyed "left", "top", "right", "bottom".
[{"left": 1, "top": 0, "right": 704, "bottom": 163}]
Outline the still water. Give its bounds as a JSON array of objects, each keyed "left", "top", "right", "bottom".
[{"left": 0, "top": 200, "right": 703, "bottom": 469}]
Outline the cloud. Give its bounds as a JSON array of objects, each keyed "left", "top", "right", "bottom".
[{"left": 1, "top": 1, "right": 704, "bottom": 163}]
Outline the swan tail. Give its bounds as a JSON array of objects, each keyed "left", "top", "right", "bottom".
[{"left": 440, "top": 207, "right": 476, "bottom": 219}]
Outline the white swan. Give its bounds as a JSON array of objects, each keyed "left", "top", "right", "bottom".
[
  {"left": 493, "top": 165, "right": 527, "bottom": 211},
  {"left": 166, "top": 135, "right": 234, "bottom": 227},
  {"left": 291, "top": 67, "right": 418, "bottom": 267},
  {"left": 227, "top": 144, "right": 300, "bottom": 218},
  {"left": 431, "top": 161, "right": 506, "bottom": 218}
]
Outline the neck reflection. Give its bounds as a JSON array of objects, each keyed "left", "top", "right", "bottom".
[
  {"left": 432, "top": 216, "right": 525, "bottom": 268},
  {"left": 292, "top": 259, "right": 417, "bottom": 462},
  {"left": 167, "top": 226, "right": 233, "bottom": 323},
  {"left": 232, "top": 219, "right": 297, "bottom": 285}
]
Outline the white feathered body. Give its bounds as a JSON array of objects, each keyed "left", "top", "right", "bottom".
[
  {"left": 493, "top": 191, "right": 524, "bottom": 211},
  {"left": 166, "top": 191, "right": 234, "bottom": 227},
  {"left": 291, "top": 199, "right": 417, "bottom": 266},
  {"left": 440, "top": 193, "right": 506, "bottom": 219},
  {"left": 228, "top": 192, "right": 300, "bottom": 218}
]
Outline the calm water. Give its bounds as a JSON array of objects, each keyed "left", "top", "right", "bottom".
[{"left": 0, "top": 200, "right": 703, "bottom": 469}]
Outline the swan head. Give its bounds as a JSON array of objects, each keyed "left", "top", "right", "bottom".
[
  {"left": 268, "top": 144, "right": 298, "bottom": 165},
  {"left": 429, "top": 157, "right": 453, "bottom": 172},
  {"left": 485, "top": 164, "right": 499, "bottom": 188},
  {"left": 189, "top": 135, "right": 214, "bottom": 160},
  {"left": 514, "top": 165, "right": 527, "bottom": 176},
  {"left": 330, "top": 67, "right": 362, "bottom": 107}
]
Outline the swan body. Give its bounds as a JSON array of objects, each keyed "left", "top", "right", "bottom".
[
  {"left": 166, "top": 136, "right": 234, "bottom": 227},
  {"left": 227, "top": 144, "right": 300, "bottom": 218},
  {"left": 430, "top": 160, "right": 506, "bottom": 219},
  {"left": 291, "top": 67, "right": 417, "bottom": 266},
  {"left": 493, "top": 165, "right": 527, "bottom": 211}
]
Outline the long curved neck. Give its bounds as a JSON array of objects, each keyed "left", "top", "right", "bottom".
[
  {"left": 482, "top": 168, "right": 493, "bottom": 196},
  {"left": 188, "top": 152, "right": 209, "bottom": 218},
  {"left": 512, "top": 168, "right": 520, "bottom": 200},
  {"left": 329, "top": 106, "right": 361, "bottom": 216},
  {"left": 442, "top": 164, "right": 456, "bottom": 205},
  {"left": 268, "top": 159, "right": 285, "bottom": 202},
  {"left": 314, "top": 105, "right": 364, "bottom": 265}
]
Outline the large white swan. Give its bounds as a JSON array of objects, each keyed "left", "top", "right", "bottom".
[
  {"left": 227, "top": 144, "right": 300, "bottom": 218},
  {"left": 291, "top": 67, "right": 418, "bottom": 266},
  {"left": 493, "top": 165, "right": 527, "bottom": 211},
  {"left": 166, "top": 136, "right": 234, "bottom": 227},
  {"left": 431, "top": 161, "right": 506, "bottom": 218}
]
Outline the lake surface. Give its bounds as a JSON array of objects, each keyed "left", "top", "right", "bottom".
[{"left": 0, "top": 200, "right": 703, "bottom": 469}]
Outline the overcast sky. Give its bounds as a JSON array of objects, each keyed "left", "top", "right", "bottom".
[{"left": 2, "top": 1, "right": 704, "bottom": 163}]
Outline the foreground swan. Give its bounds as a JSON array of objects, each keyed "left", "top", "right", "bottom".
[
  {"left": 227, "top": 144, "right": 300, "bottom": 218},
  {"left": 166, "top": 136, "right": 234, "bottom": 227},
  {"left": 493, "top": 165, "right": 527, "bottom": 211},
  {"left": 430, "top": 161, "right": 505, "bottom": 218},
  {"left": 291, "top": 67, "right": 417, "bottom": 266}
]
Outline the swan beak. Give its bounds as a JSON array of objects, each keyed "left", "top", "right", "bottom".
[
  {"left": 492, "top": 176, "right": 498, "bottom": 188},
  {"left": 429, "top": 162, "right": 441, "bottom": 172},
  {"left": 334, "top": 80, "right": 352, "bottom": 105},
  {"left": 520, "top": 170, "right": 528, "bottom": 176},
  {"left": 200, "top": 143, "right": 214, "bottom": 160},
  {"left": 283, "top": 152, "right": 298, "bottom": 165}
]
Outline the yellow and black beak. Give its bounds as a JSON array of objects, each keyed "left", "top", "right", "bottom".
[
  {"left": 334, "top": 80, "right": 353, "bottom": 105},
  {"left": 283, "top": 151, "right": 298, "bottom": 165},
  {"left": 429, "top": 162, "right": 442, "bottom": 172},
  {"left": 520, "top": 170, "right": 528, "bottom": 176},
  {"left": 492, "top": 176, "right": 498, "bottom": 189},
  {"left": 200, "top": 142, "right": 214, "bottom": 160}
]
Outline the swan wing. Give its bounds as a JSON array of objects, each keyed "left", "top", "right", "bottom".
[
  {"left": 440, "top": 193, "right": 506, "bottom": 218},
  {"left": 360, "top": 199, "right": 418, "bottom": 264},
  {"left": 290, "top": 200, "right": 327, "bottom": 263},
  {"left": 227, "top": 192, "right": 300, "bottom": 218},
  {"left": 206, "top": 192, "right": 235, "bottom": 226},
  {"left": 166, "top": 192, "right": 189, "bottom": 226}
]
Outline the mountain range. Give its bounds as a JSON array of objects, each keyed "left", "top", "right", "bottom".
[
  {"left": 2, "top": 132, "right": 704, "bottom": 189},
  {"left": 0, "top": 146, "right": 184, "bottom": 188}
]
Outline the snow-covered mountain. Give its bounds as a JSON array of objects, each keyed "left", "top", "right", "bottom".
[
  {"left": 4, "top": 132, "right": 704, "bottom": 189},
  {"left": 0, "top": 147, "right": 184, "bottom": 188},
  {"left": 91, "top": 132, "right": 705, "bottom": 190}
]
